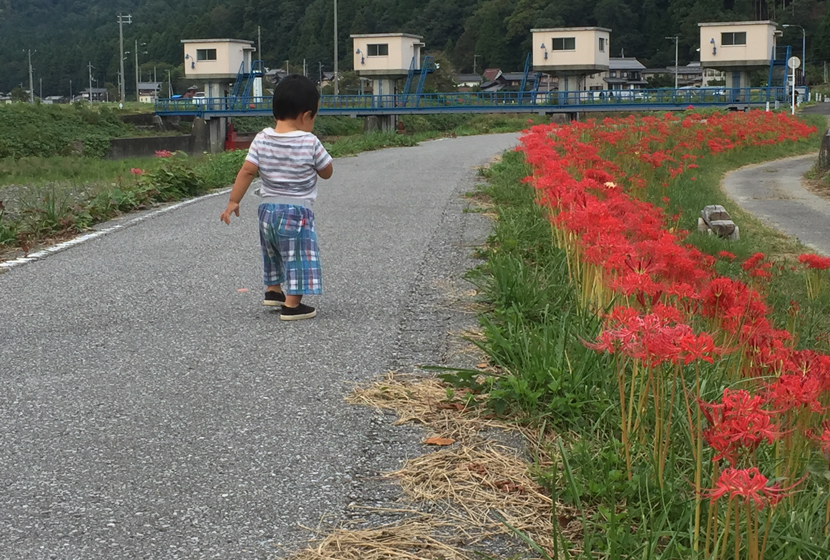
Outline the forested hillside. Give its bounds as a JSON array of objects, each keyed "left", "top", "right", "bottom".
[{"left": 1, "top": 0, "right": 828, "bottom": 97}]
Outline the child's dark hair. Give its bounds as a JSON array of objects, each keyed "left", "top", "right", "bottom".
[{"left": 272, "top": 74, "right": 320, "bottom": 120}]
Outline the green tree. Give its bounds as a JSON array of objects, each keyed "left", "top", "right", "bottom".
[{"left": 10, "top": 86, "right": 28, "bottom": 102}]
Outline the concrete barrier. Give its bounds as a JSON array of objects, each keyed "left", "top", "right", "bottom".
[{"left": 106, "top": 135, "right": 195, "bottom": 160}]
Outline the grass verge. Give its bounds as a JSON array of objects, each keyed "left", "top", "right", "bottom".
[{"left": 458, "top": 113, "right": 830, "bottom": 558}]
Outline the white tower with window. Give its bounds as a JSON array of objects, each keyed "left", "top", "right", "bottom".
[
  {"left": 698, "top": 21, "right": 778, "bottom": 100},
  {"left": 181, "top": 39, "right": 256, "bottom": 98},
  {"left": 531, "top": 27, "right": 611, "bottom": 103},
  {"left": 350, "top": 33, "right": 425, "bottom": 97}
]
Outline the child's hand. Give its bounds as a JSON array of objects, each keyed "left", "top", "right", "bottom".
[{"left": 220, "top": 202, "right": 240, "bottom": 225}]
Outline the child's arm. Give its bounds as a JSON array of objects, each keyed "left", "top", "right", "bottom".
[
  {"left": 220, "top": 160, "right": 259, "bottom": 224},
  {"left": 317, "top": 162, "right": 333, "bottom": 180}
]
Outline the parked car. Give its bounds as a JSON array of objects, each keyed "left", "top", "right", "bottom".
[{"left": 191, "top": 92, "right": 207, "bottom": 105}]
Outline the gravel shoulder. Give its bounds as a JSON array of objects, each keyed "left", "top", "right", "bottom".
[{"left": 0, "top": 133, "right": 518, "bottom": 559}]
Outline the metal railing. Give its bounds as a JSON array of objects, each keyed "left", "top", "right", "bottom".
[{"left": 154, "top": 87, "right": 793, "bottom": 117}]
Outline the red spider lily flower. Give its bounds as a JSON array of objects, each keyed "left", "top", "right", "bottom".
[
  {"left": 699, "top": 389, "right": 780, "bottom": 465},
  {"left": 130, "top": 168, "right": 144, "bottom": 175},
  {"left": 155, "top": 150, "right": 174, "bottom": 158},
  {"left": 679, "top": 332, "right": 717, "bottom": 365},
  {"left": 798, "top": 253, "right": 830, "bottom": 270},
  {"left": 813, "top": 423, "right": 830, "bottom": 462},
  {"left": 718, "top": 251, "right": 736, "bottom": 261},
  {"left": 766, "top": 374, "right": 824, "bottom": 413},
  {"left": 706, "top": 467, "right": 799, "bottom": 509},
  {"left": 741, "top": 252, "right": 767, "bottom": 271}
]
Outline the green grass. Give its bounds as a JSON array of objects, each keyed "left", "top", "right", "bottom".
[
  {"left": 0, "top": 155, "right": 168, "bottom": 186},
  {"left": 462, "top": 117, "right": 830, "bottom": 558}
]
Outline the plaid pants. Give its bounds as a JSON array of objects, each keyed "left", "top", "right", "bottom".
[{"left": 257, "top": 203, "right": 322, "bottom": 295}]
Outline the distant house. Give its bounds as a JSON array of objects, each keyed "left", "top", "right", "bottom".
[
  {"left": 80, "top": 87, "right": 108, "bottom": 102},
  {"left": 482, "top": 68, "right": 502, "bottom": 82},
  {"left": 452, "top": 73, "right": 482, "bottom": 90},
  {"left": 586, "top": 57, "right": 647, "bottom": 90},
  {"left": 644, "top": 62, "right": 725, "bottom": 87},
  {"left": 0, "top": 93, "right": 12, "bottom": 104},
  {"left": 43, "top": 95, "right": 65, "bottom": 104},
  {"left": 138, "top": 82, "right": 161, "bottom": 104}
]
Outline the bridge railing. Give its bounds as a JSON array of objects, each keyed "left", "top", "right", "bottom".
[{"left": 155, "top": 87, "right": 792, "bottom": 116}]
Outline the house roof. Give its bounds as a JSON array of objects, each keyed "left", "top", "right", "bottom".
[
  {"left": 531, "top": 26, "right": 612, "bottom": 33},
  {"left": 668, "top": 65, "right": 702, "bottom": 75},
  {"left": 482, "top": 68, "right": 502, "bottom": 82},
  {"left": 350, "top": 33, "right": 423, "bottom": 40},
  {"left": 181, "top": 38, "right": 255, "bottom": 45},
  {"left": 609, "top": 57, "right": 646, "bottom": 71},
  {"left": 138, "top": 82, "right": 161, "bottom": 90},
  {"left": 698, "top": 20, "right": 776, "bottom": 28},
  {"left": 480, "top": 80, "right": 505, "bottom": 91},
  {"left": 502, "top": 72, "right": 526, "bottom": 81},
  {"left": 452, "top": 73, "right": 482, "bottom": 83}
]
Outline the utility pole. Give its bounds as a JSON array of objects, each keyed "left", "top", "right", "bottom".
[
  {"left": 319, "top": 61, "right": 323, "bottom": 90},
  {"left": 117, "top": 13, "right": 131, "bottom": 102},
  {"left": 258, "top": 25, "right": 262, "bottom": 62},
  {"left": 88, "top": 62, "right": 94, "bottom": 102},
  {"left": 27, "top": 49, "right": 34, "bottom": 103},
  {"left": 303, "top": 58, "right": 307, "bottom": 77},
  {"left": 333, "top": 0, "right": 338, "bottom": 95},
  {"left": 666, "top": 36, "right": 679, "bottom": 90},
  {"left": 39, "top": 78, "right": 42, "bottom": 100},
  {"left": 783, "top": 25, "right": 806, "bottom": 85},
  {"left": 286, "top": 59, "right": 289, "bottom": 75},
  {"left": 136, "top": 40, "right": 139, "bottom": 102},
  {"left": 473, "top": 54, "right": 482, "bottom": 75},
  {"left": 166, "top": 69, "right": 172, "bottom": 98},
  {"left": 69, "top": 78, "right": 72, "bottom": 101}
]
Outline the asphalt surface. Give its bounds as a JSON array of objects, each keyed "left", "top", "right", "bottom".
[
  {"left": 722, "top": 153, "right": 830, "bottom": 255},
  {"left": 0, "top": 133, "right": 519, "bottom": 559}
]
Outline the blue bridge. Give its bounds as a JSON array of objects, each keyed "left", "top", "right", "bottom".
[{"left": 155, "top": 86, "right": 794, "bottom": 118}]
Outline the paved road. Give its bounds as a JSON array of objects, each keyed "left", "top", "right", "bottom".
[
  {"left": 0, "top": 133, "right": 519, "bottom": 559},
  {"left": 723, "top": 153, "right": 830, "bottom": 255}
]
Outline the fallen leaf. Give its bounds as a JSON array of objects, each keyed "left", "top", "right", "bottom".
[
  {"left": 436, "top": 402, "right": 465, "bottom": 411},
  {"left": 490, "top": 479, "right": 526, "bottom": 493},
  {"left": 424, "top": 437, "right": 455, "bottom": 446},
  {"left": 466, "top": 463, "right": 487, "bottom": 476},
  {"left": 237, "top": 288, "right": 249, "bottom": 293},
  {"left": 476, "top": 362, "right": 488, "bottom": 369}
]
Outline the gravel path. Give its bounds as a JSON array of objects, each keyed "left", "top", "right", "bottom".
[
  {"left": 722, "top": 153, "right": 830, "bottom": 255},
  {"left": 0, "top": 133, "right": 519, "bottom": 559}
]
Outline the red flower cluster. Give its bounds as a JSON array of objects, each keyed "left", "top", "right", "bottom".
[
  {"left": 519, "top": 109, "right": 822, "bottom": 509},
  {"left": 706, "top": 467, "right": 793, "bottom": 509},
  {"left": 799, "top": 253, "right": 830, "bottom": 270},
  {"left": 699, "top": 389, "right": 779, "bottom": 465}
]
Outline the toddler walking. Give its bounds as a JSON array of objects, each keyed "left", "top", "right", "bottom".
[{"left": 220, "top": 75, "right": 333, "bottom": 321}]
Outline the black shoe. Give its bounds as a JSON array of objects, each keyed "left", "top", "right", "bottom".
[
  {"left": 263, "top": 290, "right": 286, "bottom": 307},
  {"left": 280, "top": 302, "right": 317, "bottom": 321}
]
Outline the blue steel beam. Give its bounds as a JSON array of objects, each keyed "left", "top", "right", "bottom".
[{"left": 155, "top": 87, "right": 790, "bottom": 118}]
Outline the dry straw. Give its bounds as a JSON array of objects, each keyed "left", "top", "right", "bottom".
[{"left": 286, "top": 373, "right": 572, "bottom": 560}]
